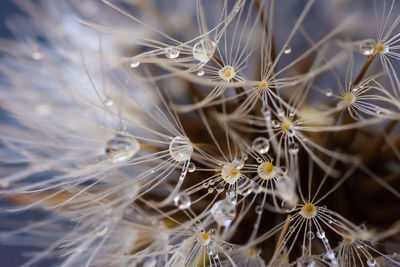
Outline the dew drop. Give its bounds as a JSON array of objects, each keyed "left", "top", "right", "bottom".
[
  {"left": 197, "top": 69, "right": 205, "bottom": 76},
  {"left": 255, "top": 205, "right": 263, "bottom": 214},
  {"left": 281, "top": 200, "right": 296, "bottom": 212},
  {"left": 169, "top": 136, "right": 193, "bottom": 162},
  {"left": 232, "top": 157, "right": 245, "bottom": 169},
  {"left": 325, "top": 89, "right": 333, "bottom": 97},
  {"left": 289, "top": 142, "right": 299, "bottom": 155},
  {"left": 105, "top": 132, "right": 140, "bottom": 163},
  {"left": 252, "top": 137, "right": 270, "bottom": 154},
  {"left": 104, "top": 96, "right": 113, "bottom": 106},
  {"left": 188, "top": 162, "right": 196, "bottom": 172},
  {"left": 271, "top": 120, "right": 280, "bottom": 128},
  {"left": 306, "top": 231, "right": 315, "bottom": 240},
  {"left": 316, "top": 230, "right": 325, "bottom": 239},
  {"left": 211, "top": 199, "right": 236, "bottom": 227},
  {"left": 32, "top": 51, "right": 43, "bottom": 60},
  {"left": 94, "top": 222, "right": 108, "bottom": 237},
  {"left": 130, "top": 60, "right": 140, "bottom": 68},
  {"left": 360, "top": 40, "right": 376, "bottom": 56},
  {"left": 192, "top": 39, "right": 216, "bottom": 63},
  {"left": 174, "top": 193, "right": 191, "bottom": 209},
  {"left": 367, "top": 258, "right": 376, "bottom": 266},
  {"left": 283, "top": 46, "right": 292, "bottom": 54},
  {"left": 165, "top": 46, "right": 180, "bottom": 59}
]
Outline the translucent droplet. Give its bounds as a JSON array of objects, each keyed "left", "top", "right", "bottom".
[
  {"left": 271, "top": 120, "right": 280, "bottom": 128},
  {"left": 104, "top": 96, "right": 113, "bottom": 106},
  {"left": 192, "top": 39, "right": 216, "bottom": 63},
  {"left": 130, "top": 60, "right": 140, "bottom": 68},
  {"left": 164, "top": 46, "right": 180, "bottom": 59},
  {"left": 93, "top": 222, "right": 108, "bottom": 237},
  {"left": 316, "top": 230, "right": 325, "bottom": 239},
  {"left": 262, "top": 108, "right": 271, "bottom": 121},
  {"left": 255, "top": 205, "right": 263, "bottom": 214},
  {"left": 360, "top": 40, "right": 376, "bottom": 56},
  {"left": 367, "top": 258, "right": 376, "bottom": 266},
  {"left": 281, "top": 200, "right": 296, "bottom": 212},
  {"left": 105, "top": 132, "right": 140, "bottom": 163},
  {"left": 216, "top": 183, "right": 225, "bottom": 193},
  {"left": 297, "top": 255, "right": 315, "bottom": 267},
  {"left": 232, "top": 158, "right": 244, "bottom": 169},
  {"left": 325, "top": 251, "right": 335, "bottom": 260},
  {"left": 287, "top": 128, "right": 296, "bottom": 137},
  {"left": 169, "top": 136, "right": 193, "bottom": 162},
  {"left": 32, "top": 51, "right": 43, "bottom": 60},
  {"left": 306, "top": 231, "right": 315, "bottom": 240},
  {"left": 174, "top": 193, "right": 191, "bottom": 209},
  {"left": 211, "top": 199, "right": 236, "bottom": 227},
  {"left": 325, "top": 89, "right": 333, "bottom": 97},
  {"left": 197, "top": 69, "right": 205, "bottom": 76},
  {"left": 289, "top": 142, "right": 299, "bottom": 155},
  {"left": 252, "top": 137, "right": 270, "bottom": 154},
  {"left": 188, "top": 162, "right": 196, "bottom": 172},
  {"left": 283, "top": 46, "right": 292, "bottom": 54}
]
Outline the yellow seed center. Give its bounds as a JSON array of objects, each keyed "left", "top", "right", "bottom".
[
  {"left": 259, "top": 80, "right": 267, "bottom": 88},
  {"left": 376, "top": 43, "right": 384, "bottom": 53},
  {"left": 201, "top": 232, "right": 209, "bottom": 240},
  {"left": 343, "top": 92, "right": 355, "bottom": 104},
  {"left": 264, "top": 162, "right": 274, "bottom": 173},
  {"left": 248, "top": 250, "right": 256, "bottom": 257},
  {"left": 230, "top": 167, "right": 239, "bottom": 176},
  {"left": 300, "top": 203, "right": 317, "bottom": 219},
  {"left": 281, "top": 121, "right": 292, "bottom": 132},
  {"left": 225, "top": 69, "right": 232, "bottom": 78},
  {"left": 343, "top": 237, "right": 353, "bottom": 244}
]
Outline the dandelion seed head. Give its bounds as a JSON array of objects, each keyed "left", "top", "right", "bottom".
[
  {"left": 258, "top": 162, "right": 275, "bottom": 180},
  {"left": 218, "top": 65, "right": 236, "bottom": 81},
  {"left": 300, "top": 203, "right": 317, "bottom": 219},
  {"left": 343, "top": 92, "right": 356, "bottom": 105},
  {"left": 221, "top": 163, "right": 241, "bottom": 184}
]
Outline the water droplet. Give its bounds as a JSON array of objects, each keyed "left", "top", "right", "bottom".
[
  {"left": 255, "top": 205, "right": 263, "bottom": 214},
  {"left": 208, "top": 188, "right": 214, "bottom": 193},
  {"left": 188, "top": 162, "right": 196, "bottom": 172},
  {"left": 174, "top": 193, "right": 191, "bottom": 209},
  {"left": 325, "top": 89, "right": 333, "bottom": 97},
  {"left": 271, "top": 120, "right": 280, "bottom": 128},
  {"left": 283, "top": 46, "right": 292, "bottom": 54},
  {"left": 297, "top": 255, "right": 316, "bottom": 267},
  {"left": 262, "top": 108, "right": 271, "bottom": 121},
  {"left": 169, "top": 136, "right": 193, "bottom": 162},
  {"left": 32, "top": 51, "right": 43, "bottom": 60},
  {"left": 211, "top": 199, "right": 236, "bottom": 227},
  {"left": 216, "top": 183, "right": 225, "bottom": 193},
  {"left": 232, "top": 158, "right": 245, "bottom": 169},
  {"left": 317, "top": 230, "right": 325, "bottom": 239},
  {"left": 192, "top": 39, "right": 216, "bottom": 63},
  {"left": 252, "top": 137, "right": 270, "bottom": 154},
  {"left": 360, "top": 40, "right": 376, "bottom": 56},
  {"left": 164, "top": 46, "right": 180, "bottom": 59},
  {"left": 287, "top": 128, "right": 296, "bottom": 137},
  {"left": 104, "top": 96, "right": 113, "bottom": 106},
  {"left": 93, "top": 222, "right": 108, "bottom": 237},
  {"left": 367, "top": 258, "right": 376, "bottom": 266},
  {"left": 306, "top": 231, "right": 315, "bottom": 240},
  {"left": 197, "top": 69, "right": 205, "bottom": 76},
  {"left": 130, "top": 60, "right": 140, "bottom": 68},
  {"left": 281, "top": 200, "right": 296, "bottom": 212},
  {"left": 289, "top": 142, "right": 299, "bottom": 155},
  {"left": 105, "top": 132, "right": 140, "bottom": 163}
]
